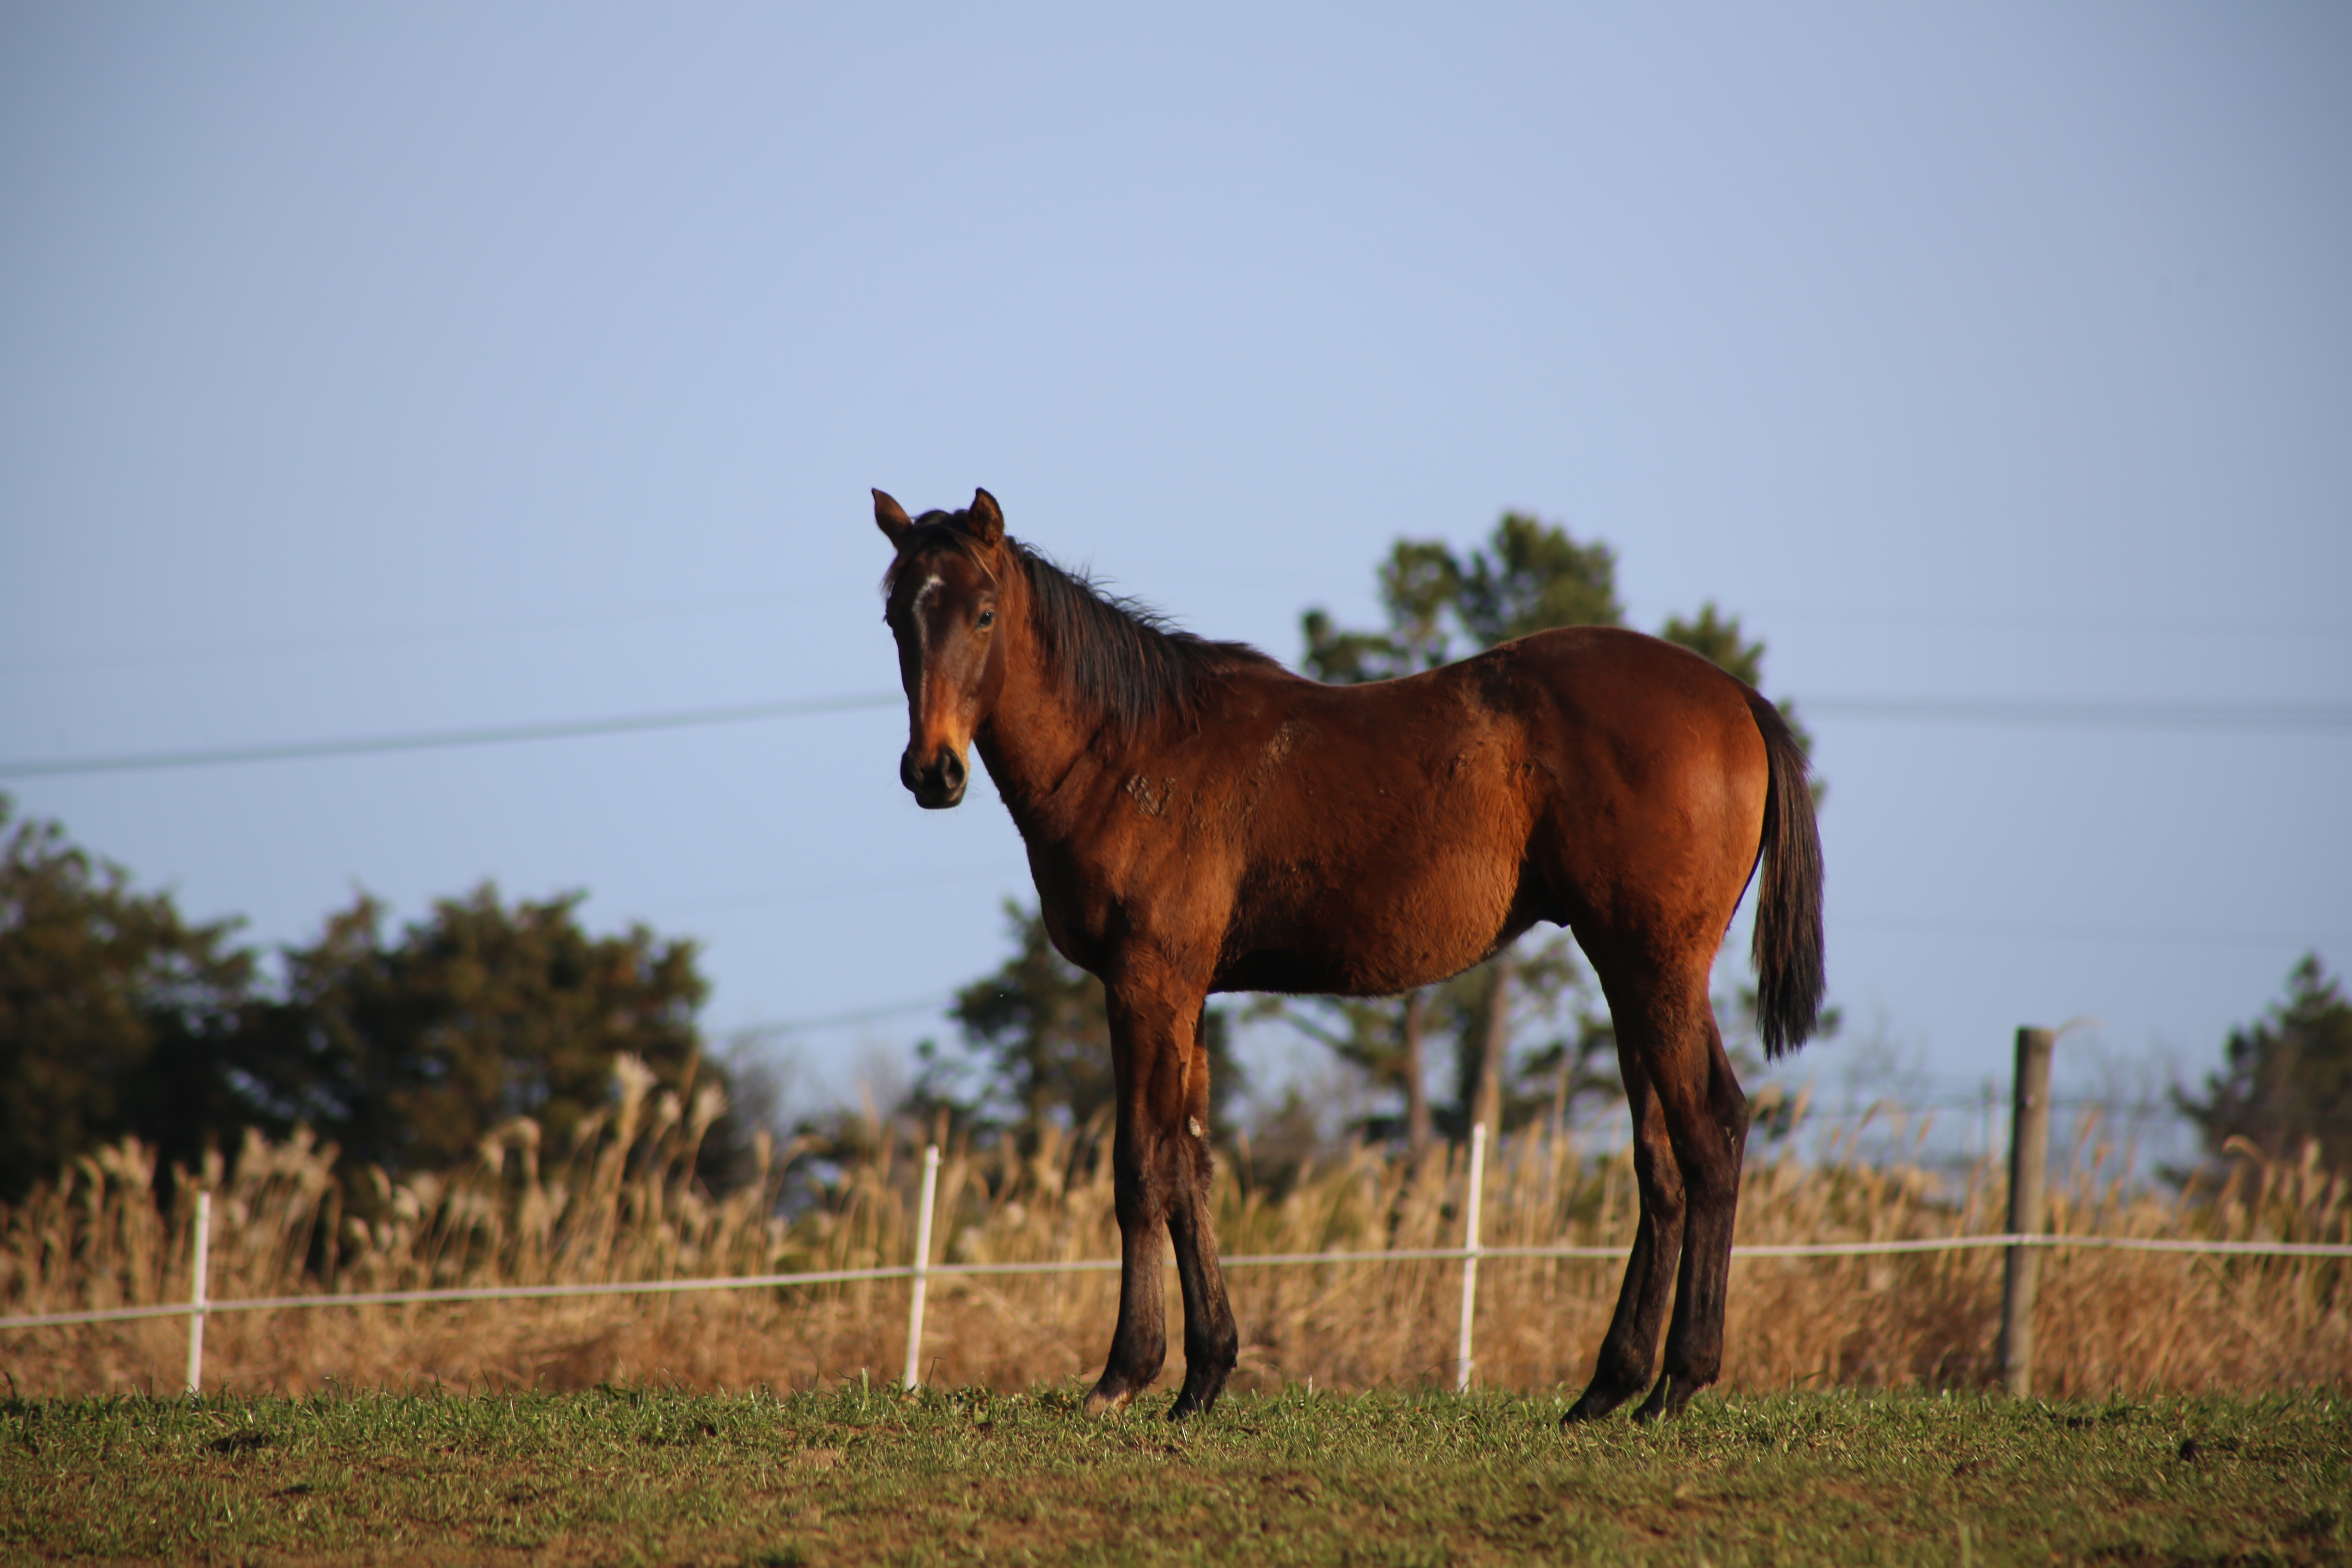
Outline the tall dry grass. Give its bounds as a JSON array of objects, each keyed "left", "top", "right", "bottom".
[{"left": 2, "top": 1067, "right": 2345, "bottom": 1400}]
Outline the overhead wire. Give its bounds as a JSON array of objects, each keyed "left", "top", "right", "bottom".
[
  {"left": 1838, "top": 915, "right": 2349, "bottom": 949},
  {"left": 0, "top": 693, "right": 899, "bottom": 778},
  {"left": 730, "top": 993, "right": 960, "bottom": 1036},
  {"left": 1800, "top": 696, "right": 2352, "bottom": 732},
  {"left": 6, "top": 688, "right": 2348, "bottom": 780}
]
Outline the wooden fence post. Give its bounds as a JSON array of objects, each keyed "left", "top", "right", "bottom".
[{"left": 1998, "top": 1027, "right": 2054, "bottom": 1394}]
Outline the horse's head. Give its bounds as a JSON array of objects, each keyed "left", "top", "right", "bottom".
[{"left": 874, "top": 486, "right": 1011, "bottom": 809}]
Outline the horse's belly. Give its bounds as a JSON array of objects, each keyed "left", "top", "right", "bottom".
[{"left": 1215, "top": 850, "right": 1523, "bottom": 996}]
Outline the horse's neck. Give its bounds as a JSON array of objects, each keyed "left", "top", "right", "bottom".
[{"left": 973, "top": 626, "right": 1114, "bottom": 840}]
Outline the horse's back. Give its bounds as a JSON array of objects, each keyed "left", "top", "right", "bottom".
[{"left": 1204, "top": 627, "right": 1769, "bottom": 993}]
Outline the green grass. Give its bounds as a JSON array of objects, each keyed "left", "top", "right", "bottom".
[{"left": 0, "top": 1383, "right": 2344, "bottom": 1566}]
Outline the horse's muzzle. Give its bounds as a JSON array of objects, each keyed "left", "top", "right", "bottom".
[{"left": 901, "top": 744, "right": 967, "bottom": 809}]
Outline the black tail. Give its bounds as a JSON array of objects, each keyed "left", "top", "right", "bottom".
[{"left": 1743, "top": 693, "right": 1825, "bottom": 1058}]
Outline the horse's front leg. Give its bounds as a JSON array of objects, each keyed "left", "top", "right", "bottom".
[
  {"left": 1085, "top": 981, "right": 1232, "bottom": 1417},
  {"left": 1166, "top": 1000, "right": 1238, "bottom": 1419}
]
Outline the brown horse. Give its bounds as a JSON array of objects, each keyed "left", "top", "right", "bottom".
[{"left": 872, "top": 487, "right": 1824, "bottom": 1422}]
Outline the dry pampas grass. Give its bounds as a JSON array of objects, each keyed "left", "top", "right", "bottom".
[{"left": 3, "top": 1064, "right": 2346, "bottom": 1401}]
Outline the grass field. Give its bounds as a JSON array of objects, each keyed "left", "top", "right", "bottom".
[{"left": 2, "top": 1386, "right": 2345, "bottom": 1566}]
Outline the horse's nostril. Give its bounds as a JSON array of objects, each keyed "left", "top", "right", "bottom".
[
  {"left": 900, "top": 750, "right": 923, "bottom": 793},
  {"left": 938, "top": 749, "right": 966, "bottom": 790}
]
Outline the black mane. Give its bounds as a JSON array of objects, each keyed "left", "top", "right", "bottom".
[
  {"left": 1016, "top": 542, "right": 1278, "bottom": 740},
  {"left": 885, "top": 512, "right": 1277, "bottom": 739}
]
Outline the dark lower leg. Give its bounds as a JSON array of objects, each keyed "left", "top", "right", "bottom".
[
  {"left": 1566, "top": 1083, "right": 1684, "bottom": 1423},
  {"left": 1636, "top": 1028, "right": 1748, "bottom": 1421},
  {"left": 1086, "top": 1129, "right": 1168, "bottom": 1414},
  {"left": 1166, "top": 1131, "right": 1238, "bottom": 1419}
]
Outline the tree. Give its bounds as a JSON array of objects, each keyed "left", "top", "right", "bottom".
[
  {"left": 1301, "top": 517, "right": 1621, "bottom": 686},
  {"left": 0, "top": 797, "right": 259, "bottom": 1199},
  {"left": 1455, "top": 512, "right": 1623, "bottom": 648},
  {"left": 240, "top": 885, "right": 722, "bottom": 1179},
  {"left": 1248, "top": 990, "right": 1439, "bottom": 1152},
  {"left": 1433, "top": 935, "right": 1616, "bottom": 1140},
  {"left": 1264, "top": 931, "right": 1616, "bottom": 1154},
  {"left": 2175, "top": 955, "right": 2352, "bottom": 1172},
  {"left": 915, "top": 901, "right": 1244, "bottom": 1153},
  {"left": 1294, "top": 513, "right": 1626, "bottom": 1146},
  {"left": 1660, "top": 602, "right": 1817, "bottom": 766},
  {"left": 1293, "top": 513, "right": 1815, "bottom": 1146},
  {"left": 1659, "top": 601, "right": 1764, "bottom": 687},
  {"left": 1299, "top": 541, "right": 1458, "bottom": 685},
  {"left": 2, "top": 800, "right": 748, "bottom": 1198}
]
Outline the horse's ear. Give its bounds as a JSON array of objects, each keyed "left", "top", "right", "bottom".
[
  {"left": 964, "top": 488, "right": 1005, "bottom": 546},
  {"left": 873, "top": 489, "right": 914, "bottom": 548}
]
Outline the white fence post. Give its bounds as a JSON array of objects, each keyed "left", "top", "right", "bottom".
[
  {"left": 902, "top": 1145, "right": 941, "bottom": 1389},
  {"left": 185, "top": 1190, "right": 212, "bottom": 1395},
  {"left": 1454, "top": 1123, "right": 1486, "bottom": 1394}
]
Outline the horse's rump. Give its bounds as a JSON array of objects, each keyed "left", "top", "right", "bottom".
[{"left": 1200, "top": 627, "right": 1781, "bottom": 1001}]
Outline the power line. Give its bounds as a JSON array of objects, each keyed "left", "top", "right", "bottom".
[
  {"left": 730, "top": 993, "right": 958, "bottom": 1036},
  {"left": 1839, "top": 915, "right": 2348, "bottom": 949},
  {"left": 7, "top": 689, "right": 2345, "bottom": 781},
  {"left": 0, "top": 693, "right": 900, "bottom": 778},
  {"left": 1802, "top": 697, "right": 2352, "bottom": 733},
  {"left": 1719, "top": 608, "right": 2352, "bottom": 640}
]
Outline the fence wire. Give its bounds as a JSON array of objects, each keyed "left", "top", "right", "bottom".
[{"left": 6, "top": 1141, "right": 2346, "bottom": 1401}]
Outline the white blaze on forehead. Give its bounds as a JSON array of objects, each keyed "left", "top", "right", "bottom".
[{"left": 910, "top": 573, "right": 944, "bottom": 658}]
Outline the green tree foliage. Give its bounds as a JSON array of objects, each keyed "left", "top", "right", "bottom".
[
  {"left": 0, "top": 797, "right": 258, "bottom": 1199},
  {"left": 915, "top": 901, "right": 1243, "bottom": 1152},
  {"left": 1455, "top": 512, "right": 1624, "bottom": 647},
  {"left": 1294, "top": 513, "right": 1628, "bottom": 1144},
  {"left": 0, "top": 797, "right": 738, "bottom": 1198},
  {"left": 1301, "top": 517, "right": 1621, "bottom": 684},
  {"left": 1247, "top": 990, "right": 1437, "bottom": 1153},
  {"left": 1433, "top": 935, "right": 1616, "bottom": 1137},
  {"left": 1292, "top": 513, "right": 1819, "bottom": 1145},
  {"left": 1660, "top": 601, "right": 1817, "bottom": 764},
  {"left": 1659, "top": 601, "right": 1764, "bottom": 687},
  {"left": 247, "top": 886, "right": 717, "bottom": 1177},
  {"left": 2175, "top": 955, "right": 2352, "bottom": 1172},
  {"left": 1262, "top": 932, "right": 1615, "bottom": 1151}
]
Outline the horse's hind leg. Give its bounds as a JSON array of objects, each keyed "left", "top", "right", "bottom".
[
  {"left": 1167, "top": 1005, "right": 1238, "bottom": 1419},
  {"left": 1564, "top": 1038, "right": 1685, "bottom": 1424},
  {"left": 1631, "top": 985, "right": 1750, "bottom": 1422}
]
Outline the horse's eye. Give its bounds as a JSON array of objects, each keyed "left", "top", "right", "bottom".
[{"left": 976, "top": 609, "right": 996, "bottom": 630}]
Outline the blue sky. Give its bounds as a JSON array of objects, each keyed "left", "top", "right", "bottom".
[{"left": 4, "top": 4, "right": 2347, "bottom": 1120}]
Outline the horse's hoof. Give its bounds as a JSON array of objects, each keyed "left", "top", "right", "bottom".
[
  {"left": 1630, "top": 1376, "right": 1682, "bottom": 1424},
  {"left": 1562, "top": 1384, "right": 1634, "bottom": 1425},
  {"left": 1083, "top": 1383, "right": 1136, "bottom": 1417},
  {"left": 1168, "top": 1372, "right": 1227, "bottom": 1421}
]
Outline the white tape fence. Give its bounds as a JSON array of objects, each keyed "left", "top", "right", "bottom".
[{"left": 5, "top": 1131, "right": 2346, "bottom": 1396}]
